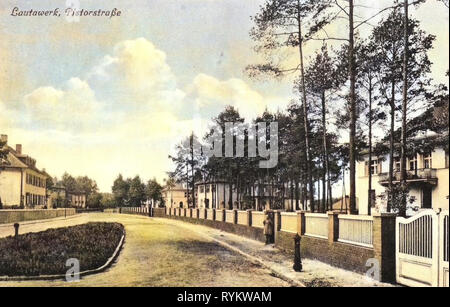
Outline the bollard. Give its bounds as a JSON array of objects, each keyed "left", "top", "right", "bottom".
[
  {"left": 293, "top": 233, "right": 303, "bottom": 272},
  {"left": 14, "top": 223, "right": 20, "bottom": 237}
]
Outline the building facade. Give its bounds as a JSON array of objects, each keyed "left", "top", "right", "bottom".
[
  {"left": 356, "top": 145, "right": 449, "bottom": 216},
  {"left": 196, "top": 181, "right": 280, "bottom": 210},
  {"left": 68, "top": 192, "right": 87, "bottom": 208},
  {"left": 163, "top": 183, "right": 189, "bottom": 208},
  {"left": 0, "top": 135, "right": 49, "bottom": 208}
]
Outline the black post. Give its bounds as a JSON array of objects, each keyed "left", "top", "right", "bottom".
[
  {"left": 14, "top": 223, "right": 20, "bottom": 237},
  {"left": 293, "top": 234, "right": 303, "bottom": 272}
]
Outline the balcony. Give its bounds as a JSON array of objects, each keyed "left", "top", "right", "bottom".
[{"left": 379, "top": 168, "right": 437, "bottom": 186}]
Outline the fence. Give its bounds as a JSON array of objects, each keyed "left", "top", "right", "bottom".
[
  {"left": 216, "top": 209, "right": 224, "bottom": 222},
  {"left": 252, "top": 211, "right": 265, "bottom": 229},
  {"left": 338, "top": 215, "right": 374, "bottom": 247},
  {"left": 304, "top": 213, "right": 328, "bottom": 239},
  {"left": 225, "top": 210, "right": 236, "bottom": 224},
  {"left": 280, "top": 212, "right": 297, "bottom": 233},
  {"left": 237, "top": 210, "right": 248, "bottom": 226},
  {"left": 120, "top": 207, "right": 150, "bottom": 215},
  {"left": 0, "top": 208, "right": 77, "bottom": 224},
  {"left": 207, "top": 209, "right": 215, "bottom": 221}
]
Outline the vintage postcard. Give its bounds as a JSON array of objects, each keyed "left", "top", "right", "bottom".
[{"left": 0, "top": 0, "right": 448, "bottom": 293}]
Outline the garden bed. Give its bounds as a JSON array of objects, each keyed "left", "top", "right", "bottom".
[{"left": 0, "top": 222, "right": 124, "bottom": 277}]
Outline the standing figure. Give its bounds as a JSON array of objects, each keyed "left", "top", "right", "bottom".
[{"left": 263, "top": 214, "right": 274, "bottom": 245}]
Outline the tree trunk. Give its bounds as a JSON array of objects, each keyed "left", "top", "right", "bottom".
[
  {"left": 388, "top": 80, "right": 396, "bottom": 213},
  {"left": 400, "top": 0, "right": 409, "bottom": 214},
  {"left": 368, "top": 77, "right": 373, "bottom": 216},
  {"left": 297, "top": 0, "right": 315, "bottom": 212},
  {"left": 321, "top": 91, "right": 332, "bottom": 212},
  {"left": 349, "top": 0, "right": 357, "bottom": 215}
]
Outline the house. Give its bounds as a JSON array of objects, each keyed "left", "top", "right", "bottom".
[
  {"left": 163, "top": 183, "right": 189, "bottom": 208},
  {"left": 68, "top": 192, "right": 87, "bottom": 208},
  {"left": 0, "top": 134, "right": 50, "bottom": 208},
  {"left": 48, "top": 185, "right": 87, "bottom": 208},
  {"left": 356, "top": 142, "right": 449, "bottom": 216},
  {"left": 48, "top": 184, "right": 67, "bottom": 208},
  {"left": 196, "top": 180, "right": 282, "bottom": 210}
]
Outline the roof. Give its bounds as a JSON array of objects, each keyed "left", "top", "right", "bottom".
[
  {"left": 0, "top": 145, "right": 50, "bottom": 178},
  {"left": 163, "top": 183, "right": 188, "bottom": 192}
]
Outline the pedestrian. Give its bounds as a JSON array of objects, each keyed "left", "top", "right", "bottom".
[{"left": 263, "top": 214, "right": 273, "bottom": 245}]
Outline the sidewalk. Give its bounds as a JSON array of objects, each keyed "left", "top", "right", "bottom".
[{"left": 161, "top": 218, "right": 396, "bottom": 287}]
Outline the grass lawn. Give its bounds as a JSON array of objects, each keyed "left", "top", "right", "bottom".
[
  {"left": 0, "top": 222, "right": 124, "bottom": 277},
  {"left": 0, "top": 214, "right": 290, "bottom": 286}
]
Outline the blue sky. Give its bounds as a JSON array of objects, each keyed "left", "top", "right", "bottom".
[{"left": 0, "top": 0, "right": 448, "bottom": 192}]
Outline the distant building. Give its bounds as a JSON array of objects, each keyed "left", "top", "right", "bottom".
[
  {"left": 163, "top": 183, "right": 189, "bottom": 208},
  {"left": 48, "top": 185, "right": 67, "bottom": 208},
  {"left": 356, "top": 142, "right": 449, "bottom": 216},
  {"left": 68, "top": 192, "right": 87, "bottom": 208},
  {"left": 0, "top": 134, "right": 50, "bottom": 208},
  {"left": 195, "top": 180, "right": 280, "bottom": 210}
]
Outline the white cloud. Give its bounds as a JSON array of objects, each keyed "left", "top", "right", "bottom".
[
  {"left": 2, "top": 37, "right": 288, "bottom": 191},
  {"left": 22, "top": 78, "right": 101, "bottom": 131},
  {"left": 190, "top": 73, "right": 289, "bottom": 120}
]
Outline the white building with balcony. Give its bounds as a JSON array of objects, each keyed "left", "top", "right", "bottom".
[{"left": 356, "top": 144, "right": 449, "bottom": 216}]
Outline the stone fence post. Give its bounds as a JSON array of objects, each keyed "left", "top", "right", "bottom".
[
  {"left": 297, "top": 211, "right": 305, "bottom": 235},
  {"left": 328, "top": 211, "right": 339, "bottom": 243},
  {"left": 233, "top": 209, "right": 238, "bottom": 224},
  {"left": 247, "top": 210, "right": 253, "bottom": 227},
  {"left": 373, "top": 212, "right": 397, "bottom": 283}
]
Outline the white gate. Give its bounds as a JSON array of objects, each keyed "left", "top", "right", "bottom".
[
  {"left": 396, "top": 210, "right": 449, "bottom": 287},
  {"left": 439, "top": 210, "right": 449, "bottom": 287}
]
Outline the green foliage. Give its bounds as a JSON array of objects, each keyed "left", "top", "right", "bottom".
[
  {"left": 128, "top": 176, "right": 146, "bottom": 207},
  {"left": 0, "top": 222, "right": 124, "bottom": 277},
  {"left": 112, "top": 174, "right": 130, "bottom": 206}
]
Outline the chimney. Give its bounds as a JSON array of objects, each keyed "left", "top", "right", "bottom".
[
  {"left": 16, "top": 144, "right": 22, "bottom": 154},
  {"left": 0, "top": 134, "right": 7, "bottom": 144}
]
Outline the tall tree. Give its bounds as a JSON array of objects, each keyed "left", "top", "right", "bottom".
[
  {"left": 146, "top": 178, "right": 163, "bottom": 207},
  {"left": 304, "top": 44, "right": 337, "bottom": 211},
  {"left": 112, "top": 174, "right": 129, "bottom": 206},
  {"left": 372, "top": 8, "right": 434, "bottom": 212},
  {"left": 170, "top": 133, "right": 204, "bottom": 207},
  {"left": 247, "top": 0, "right": 332, "bottom": 212},
  {"left": 128, "top": 176, "right": 146, "bottom": 207}
]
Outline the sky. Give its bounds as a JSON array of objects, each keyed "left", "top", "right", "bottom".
[{"left": 0, "top": 0, "right": 448, "bottom": 192}]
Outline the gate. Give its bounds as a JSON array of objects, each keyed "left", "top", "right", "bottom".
[{"left": 396, "top": 210, "right": 449, "bottom": 287}]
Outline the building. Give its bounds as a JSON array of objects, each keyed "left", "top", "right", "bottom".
[
  {"left": 48, "top": 185, "right": 87, "bottom": 208},
  {"left": 68, "top": 192, "right": 87, "bottom": 208},
  {"left": 356, "top": 143, "right": 449, "bottom": 216},
  {"left": 196, "top": 180, "right": 280, "bottom": 210},
  {"left": 0, "top": 134, "right": 50, "bottom": 208},
  {"left": 48, "top": 184, "right": 67, "bottom": 208},
  {"left": 163, "top": 183, "right": 189, "bottom": 208}
]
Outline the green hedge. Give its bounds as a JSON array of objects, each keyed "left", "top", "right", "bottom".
[{"left": 0, "top": 222, "right": 124, "bottom": 277}]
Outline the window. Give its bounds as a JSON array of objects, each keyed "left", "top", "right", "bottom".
[
  {"left": 409, "top": 155, "right": 417, "bottom": 171},
  {"left": 394, "top": 157, "right": 401, "bottom": 172},
  {"left": 370, "top": 159, "right": 379, "bottom": 175},
  {"left": 423, "top": 153, "right": 432, "bottom": 169}
]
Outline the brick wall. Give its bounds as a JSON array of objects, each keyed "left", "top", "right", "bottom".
[
  {"left": 157, "top": 208, "right": 397, "bottom": 283},
  {"left": 165, "top": 214, "right": 265, "bottom": 242},
  {"left": 275, "top": 230, "right": 375, "bottom": 274},
  {"left": 153, "top": 208, "right": 166, "bottom": 218}
]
